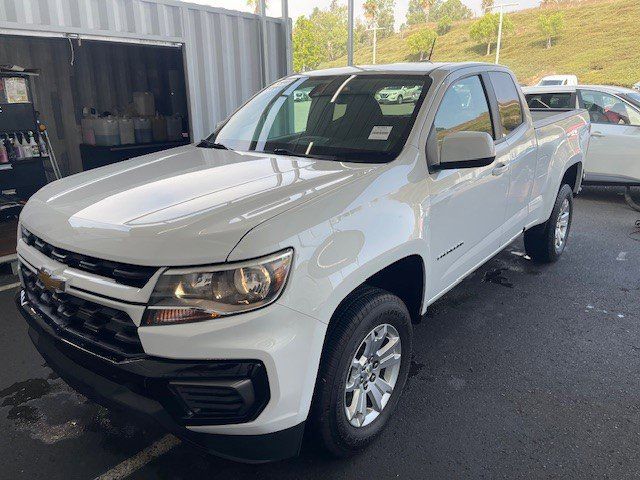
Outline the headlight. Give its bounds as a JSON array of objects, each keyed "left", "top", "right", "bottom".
[{"left": 142, "top": 249, "right": 293, "bottom": 326}]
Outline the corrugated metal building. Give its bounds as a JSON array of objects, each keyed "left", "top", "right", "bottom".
[{"left": 0, "top": 0, "right": 290, "bottom": 173}]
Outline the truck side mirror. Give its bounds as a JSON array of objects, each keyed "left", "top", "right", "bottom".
[{"left": 436, "top": 131, "right": 496, "bottom": 170}]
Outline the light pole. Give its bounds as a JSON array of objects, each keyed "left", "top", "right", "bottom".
[
  {"left": 366, "top": 24, "right": 386, "bottom": 64},
  {"left": 347, "top": 0, "right": 354, "bottom": 66},
  {"left": 486, "top": 2, "right": 517, "bottom": 65}
]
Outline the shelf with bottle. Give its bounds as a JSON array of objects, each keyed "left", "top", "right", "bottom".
[{"left": 0, "top": 130, "right": 48, "bottom": 165}]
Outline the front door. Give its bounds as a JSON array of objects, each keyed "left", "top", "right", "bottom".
[
  {"left": 579, "top": 89, "right": 640, "bottom": 185},
  {"left": 487, "top": 71, "right": 538, "bottom": 241},
  {"left": 424, "top": 74, "right": 510, "bottom": 300}
]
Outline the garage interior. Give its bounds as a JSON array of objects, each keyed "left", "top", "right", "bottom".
[{"left": 0, "top": 34, "right": 191, "bottom": 260}]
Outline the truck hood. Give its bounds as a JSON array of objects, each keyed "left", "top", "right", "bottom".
[{"left": 20, "top": 146, "right": 378, "bottom": 266}]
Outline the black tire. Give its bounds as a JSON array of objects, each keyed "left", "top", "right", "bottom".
[
  {"left": 524, "top": 183, "right": 574, "bottom": 263},
  {"left": 309, "top": 285, "right": 413, "bottom": 457}
]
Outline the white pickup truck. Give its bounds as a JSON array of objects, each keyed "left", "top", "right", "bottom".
[{"left": 16, "top": 62, "right": 589, "bottom": 463}]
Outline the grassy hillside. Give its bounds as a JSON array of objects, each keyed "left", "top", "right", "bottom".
[{"left": 320, "top": 0, "right": 640, "bottom": 87}]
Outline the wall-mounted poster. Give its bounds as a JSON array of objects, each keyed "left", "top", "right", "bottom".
[{"left": 3, "top": 77, "right": 29, "bottom": 103}]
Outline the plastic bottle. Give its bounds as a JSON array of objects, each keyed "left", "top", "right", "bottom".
[
  {"left": 118, "top": 117, "right": 135, "bottom": 145},
  {"left": 37, "top": 132, "right": 48, "bottom": 156},
  {"left": 21, "top": 133, "right": 32, "bottom": 158},
  {"left": 28, "top": 131, "right": 39, "bottom": 157},
  {"left": 81, "top": 107, "right": 97, "bottom": 145},
  {"left": 134, "top": 117, "right": 153, "bottom": 144},
  {"left": 5, "top": 135, "right": 15, "bottom": 161},
  {"left": 93, "top": 116, "right": 121, "bottom": 146},
  {"left": 152, "top": 113, "right": 167, "bottom": 142},
  {"left": 12, "top": 134, "right": 23, "bottom": 159},
  {"left": 0, "top": 137, "right": 8, "bottom": 164}
]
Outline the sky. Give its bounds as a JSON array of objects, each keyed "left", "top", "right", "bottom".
[{"left": 189, "top": 0, "right": 541, "bottom": 28}]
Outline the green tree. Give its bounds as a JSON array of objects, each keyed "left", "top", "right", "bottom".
[
  {"left": 469, "top": 12, "right": 513, "bottom": 56},
  {"left": 363, "top": 0, "right": 396, "bottom": 39},
  {"left": 429, "top": 0, "right": 472, "bottom": 22},
  {"left": 310, "top": 4, "right": 348, "bottom": 61},
  {"left": 292, "top": 16, "right": 324, "bottom": 72},
  {"left": 481, "top": 0, "right": 494, "bottom": 13},
  {"left": 292, "top": 2, "right": 349, "bottom": 72},
  {"left": 406, "top": 0, "right": 435, "bottom": 26},
  {"left": 538, "top": 11, "right": 565, "bottom": 48},
  {"left": 407, "top": 28, "right": 437, "bottom": 60},
  {"left": 246, "top": 0, "right": 268, "bottom": 14},
  {"left": 436, "top": 15, "right": 452, "bottom": 35},
  {"left": 406, "top": 0, "right": 427, "bottom": 25}
]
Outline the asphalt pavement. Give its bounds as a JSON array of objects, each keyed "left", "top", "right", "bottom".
[{"left": 1, "top": 186, "right": 639, "bottom": 479}]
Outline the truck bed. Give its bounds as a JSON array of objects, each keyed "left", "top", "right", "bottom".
[{"left": 530, "top": 108, "right": 590, "bottom": 129}]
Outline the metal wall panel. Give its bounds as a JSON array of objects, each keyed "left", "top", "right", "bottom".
[{"left": 0, "top": 0, "right": 288, "bottom": 140}]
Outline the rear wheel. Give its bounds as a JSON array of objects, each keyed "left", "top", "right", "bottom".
[
  {"left": 524, "top": 183, "right": 574, "bottom": 263},
  {"left": 310, "top": 286, "right": 412, "bottom": 457}
]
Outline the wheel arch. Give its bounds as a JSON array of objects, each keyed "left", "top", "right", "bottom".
[
  {"left": 329, "top": 254, "right": 427, "bottom": 326},
  {"left": 562, "top": 161, "right": 583, "bottom": 194}
]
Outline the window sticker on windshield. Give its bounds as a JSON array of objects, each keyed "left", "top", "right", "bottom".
[{"left": 368, "top": 126, "right": 393, "bottom": 140}]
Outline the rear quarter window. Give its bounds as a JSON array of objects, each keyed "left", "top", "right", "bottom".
[
  {"left": 526, "top": 92, "right": 574, "bottom": 110},
  {"left": 489, "top": 72, "right": 524, "bottom": 137}
]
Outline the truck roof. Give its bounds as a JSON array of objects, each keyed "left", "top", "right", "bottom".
[{"left": 301, "top": 62, "right": 498, "bottom": 77}]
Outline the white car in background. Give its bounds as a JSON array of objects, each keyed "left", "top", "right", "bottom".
[
  {"left": 536, "top": 75, "right": 578, "bottom": 86},
  {"left": 375, "top": 85, "right": 421, "bottom": 104},
  {"left": 524, "top": 84, "right": 640, "bottom": 188}
]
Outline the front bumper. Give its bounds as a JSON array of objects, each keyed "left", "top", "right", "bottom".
[{"left": 17, "top": 291, "right": 306, "bottom": 463}]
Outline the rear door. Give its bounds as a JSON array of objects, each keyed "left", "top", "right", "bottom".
[
  {"left": 423, "top": 72, "right": 511, "bottom": 300},
  {"left": 578, "top": 89, "right": 640, "bottom": 185},
  {"left": 486, "top": 71, "right": 538, "bottom": 242}
]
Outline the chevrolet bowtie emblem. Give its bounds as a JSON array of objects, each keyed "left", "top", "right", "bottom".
[{"left": 37, "top": 268, "right": 66, "bottom": 293}]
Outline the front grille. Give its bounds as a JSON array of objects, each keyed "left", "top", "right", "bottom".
[
  {"left": 21, "top": 264, "right": 144, "bottom": 360},
  {"left": 21, "top": 228, "right": 157, "bottom": 288}
]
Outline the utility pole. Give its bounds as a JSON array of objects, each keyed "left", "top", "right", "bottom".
[
  {"left": 486, "top": 2, "right": 517, "bottom": 65},
  {"left": 366, "top": 23, "right": 386, "bottom": 64},
  {"left": 259, "top": 0, "right": 269, "bottom": 84},
  {"left": 281, "top": 0, "right": 292, "bottom": 74},
  {"left": 347, "top": 0, "right": 354, "bottom": 66}
]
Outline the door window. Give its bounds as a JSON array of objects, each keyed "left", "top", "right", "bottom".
[
  {"left": 489, "top": 72, "right": 524, "bottom": 137},
  {"left": 432, "top": 75, "right": 494, "bottom": 148},
  {"left": 580, "top": 90, "right": 640, "bottom": 126}
]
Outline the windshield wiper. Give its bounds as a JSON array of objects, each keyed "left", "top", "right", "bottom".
[
  {"left": 198, "top": 139, "right": 230, "bottom": 150},
  {"left": 271, "top": 148, "right": 306, "bottom": 157},
  {"left": 270, "top": 148, "right": 337, "bottom": 161}
]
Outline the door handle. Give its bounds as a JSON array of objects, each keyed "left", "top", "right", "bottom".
[
  {"left": 492, "top": 163, "right": 509, "bottom": 176},
  {"left": 591, "top": 131, "right": 605, "bottom": 138}
]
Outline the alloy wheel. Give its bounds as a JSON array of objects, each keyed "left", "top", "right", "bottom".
[
  {"left": 344, "top": 324, "right": 402, "bottom": 428},
  {"left": 554, "top": 198, "right": 570, "bottom": 252}
]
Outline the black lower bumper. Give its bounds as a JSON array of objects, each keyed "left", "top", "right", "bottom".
[{"left": 16, "top": 291, "right": 305, "bottom": 463}]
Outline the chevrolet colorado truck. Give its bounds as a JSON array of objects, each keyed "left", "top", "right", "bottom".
[{"left": 16, "top": 63, "right": 590, "bottom": 463}]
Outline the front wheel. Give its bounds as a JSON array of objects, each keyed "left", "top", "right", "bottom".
[
  {"left": 310, "top": 286, "right": 412, "bottom": 457},
  {"left": 524, "top": 183, "right": 574, "bottom": 263}
]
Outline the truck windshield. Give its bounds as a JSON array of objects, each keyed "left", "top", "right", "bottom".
[{"left": 206, "top": 74, "right": 431, "bottom": 163}]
